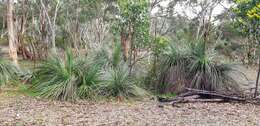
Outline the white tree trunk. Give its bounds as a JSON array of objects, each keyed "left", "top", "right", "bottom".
[
  {"left": 6, "top": 0, "right": 18, "bottom": 66},
  {"left": 40, "top": 0, "right": 60, "bottom": 53}
]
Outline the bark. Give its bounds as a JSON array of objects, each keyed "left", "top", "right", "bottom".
[
  {"left": 73, "top": 0, "right": 80, "bottom": 53},
  {"left": 39, "top": 1, "right": 48, "bottom": 59},
  {"left": 17, "top": 0, "right": 32, "bottom": 60},
  {"left": 120, "top": 24, "right": 133, "bottom": 62},
  {"left": 255, "top": 59, "right": 260, "bottom": 98},
  {"left": 40, "top": 0, "right": 60, "bottom": 52},
  {"left": 1, "top": 6, "right": 6, "bottom": 38},
  {"left": 120, "top": 32, "right": 130, "bottom": 61},
  {"left": 40, "top": 2, "right": 48, "bottom": 44},
  {"left": 6, "top": 0, "right": 18, "bottom": 66}
]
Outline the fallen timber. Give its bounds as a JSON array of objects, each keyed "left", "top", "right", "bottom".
[{"left": 157, "top": 88, "right": 260, "bottom": 106}]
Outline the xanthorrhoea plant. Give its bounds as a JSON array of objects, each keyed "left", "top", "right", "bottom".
[
  {"left": 33, "top": 50, "right": 102, "bottom": 101},
  {"left": 0, "top": 59, "right": 18, "bottom": 86}
]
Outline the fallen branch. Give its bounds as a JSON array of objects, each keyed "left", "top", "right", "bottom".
[
  {"left": 157, "top": 88, "right": 260, "bottom": 106},
  {"left": 172, "top": 98, "right": 225, "bottom": 104},
  {"left": 185, "top": 88, "right": 246, "bottom": 101}
]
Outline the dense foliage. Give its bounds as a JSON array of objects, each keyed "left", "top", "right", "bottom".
[
  {"left": 158, "top": 40, "right": 243, "bottom": 94},
  {"left": 0, "top": 59, "right": 18, "bottom": 86},
  {"left": 32, "top": 50, "right": 101, "bottom": 101},
  {"left": 0, "top": 0, "right": 257, "bottom": 101}
]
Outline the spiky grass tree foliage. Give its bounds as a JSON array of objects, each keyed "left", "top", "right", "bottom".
[
  {"left": 100, "top": 64, "right": 147, "bottom": 98},
  {"left": 0, "top": 59, "right": 18, "bottom": 86},
  {"left": 77, "top": 63, "right": 102, "bottom": 99},
  {"left": 188, "top": 42, "right": 242, "bottom": 93},
  {"left": 97, "top": 42, "right": 147, "bottom": 99},
  {"left": 158, "top": 43, "right": 191, "bottom": 93},
  {"left": 32, "top": 50, "right": 101, "bottom": 101},
  {"left": 19, "top": 69, "right": 33, "bottom": 83},
  {"left": 158, "top": 41, "right": 243, "bottom": 94}
]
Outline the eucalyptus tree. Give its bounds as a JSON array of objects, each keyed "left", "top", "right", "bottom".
[
  {"left": 6, "top": 0, "right": 18, "bottom": 66},
  {"left": 233, "top": 0, "right": 260, "bottom": 64},
  {"left": 0, "top": 1, "right": 5, "bottom": 37},
  {"left": 232, "top": 0, "right": 260, "bottom": 97},
  {"left": 40, "top": 0, "right": 61, "bottom": 52},
  {"left": 109, "top": 0, "right": 150, "bottom": 74}
]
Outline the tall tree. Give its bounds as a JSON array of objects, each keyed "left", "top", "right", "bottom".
[
  {"left": 233, "top": 0, "right": 260, "bottom": 64},
  {"left": 40, "top": 0, "right": 61, "bottom": 52},
  {"left": 6, "top": 0, "right": 18, "bottom": 66},
  {"left": 233, "top": 0, "right": 260, "bottom": 97}
]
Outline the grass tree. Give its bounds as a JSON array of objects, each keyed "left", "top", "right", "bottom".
[
  {"left": 158, "top": 40, "right": 244, "bottom": 94},
  {"left": 0, "top": 59, "right": 18, "bottom": 86},
  {"left": 32, "top": 50, "right": 102, "bottom": 101},
  {"left": 99, "top": 63, "right": 147, "bottom": 99},
  {"left": 98, "top": 42, "right": 148, "bottom": 99}
]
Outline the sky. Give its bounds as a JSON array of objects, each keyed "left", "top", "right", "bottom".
[{"left": 152, "top": 0, "right": 233, "bottom": 20}]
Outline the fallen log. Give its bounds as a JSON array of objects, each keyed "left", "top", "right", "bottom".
[
  {"left": 157, "top": 92, "right": 196, "bottom": 102},
  {"left": 172, "top": 98, "right": 225, "bottom": 104},
  {"left": 185, "top": 88, "right": 246, "bottom": 102},
  {"left": 157, "top": 88, "right": 260, "bottom": 105},
  {"left": 158, "top": 88, "right": 245, "bottom": 103}
]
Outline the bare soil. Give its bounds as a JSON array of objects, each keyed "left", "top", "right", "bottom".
[{"left": 0, "top": 92, "right": 260, "bottom": 126}]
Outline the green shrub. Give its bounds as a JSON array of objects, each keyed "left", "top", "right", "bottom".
[
  {"left": 158, "top": 40, "right": 243, "bottom": 94},
  {"left": 77, "top": 63, "right": 102, "bottom": 99},
  {"left": 189, "top": 42, "right": 241, "bottom": 92},
  {"left": 158, "top": 42, "right": 190, "bottom": 93},
  {"left": 0, "top": 59, "right": 18, "bottom": 86},
  {"left": 32, "top": 50, "right": 101, "bottom": 101},
  {"left": 99, "top": 63, "right": 147, "bottom": 99},
  {"left": 33, "top": 45, "right": 148, "bottom": 101}
]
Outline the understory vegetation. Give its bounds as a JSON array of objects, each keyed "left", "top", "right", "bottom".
[
  {"left": 0, "top": 38, "right": 248, "bottom": 101},
  {"left": 0, "top": 59, "right": 18, "bottom": 86},
  {"left": 0, "top": 0, "right": 259, "bottom": 102},
  {"left": 30, "top": 45, "right": 149, "bottom": 101},
  {"left": 157, "top": 41, "right": 244, "bottom": 94}
]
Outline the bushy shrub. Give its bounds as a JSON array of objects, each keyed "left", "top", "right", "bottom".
[
  {"left": 0, "top": 59, "right": 18, "bottom": 86},
  {"left": 158, "top": 40, "right": 244, "bottom": 94},
  {"left": 32, "top": 50, "right": 102, "bottom": 101},
  {"left": 189, "top": 42, "right": 242, "bottom": 92},
  {"left": 33, "top": 46, "right": 147, "bottom": 101},
  {"left": 99, "top": 63, "right": 147, "bottom": 99},
  {"left": 97, "top": 42, "right": 148, "bottom": 99},
  {"left": 158, "top": 42, "right": 190, "bottom": 93}
]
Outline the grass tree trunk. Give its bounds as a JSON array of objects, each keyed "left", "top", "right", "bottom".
[{"left": 6, "top": 0, "right": 18, "bottom": 66}]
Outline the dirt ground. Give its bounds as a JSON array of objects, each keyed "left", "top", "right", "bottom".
[
  {"left": 0, "top": 65, "right": 259, "bottom": 126},
  {"left": 0, "top": 92, "right": 260, "bottom": 126}
]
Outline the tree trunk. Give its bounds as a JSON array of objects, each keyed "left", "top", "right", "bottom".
[
  {"left": 40, "top": 0, "right": 60, "bottom": 53},
  {"left": 255, "top": 59, "right": 260, "bottom": 98},
  {"left": 120, "top": 32, "right": 130, "bottom": 61},
  {"left": 73, "top": 0, "right": 80, "bottom": 53},
  {"left": 18, "top": 0, "right": 32, "bottom": 60},
  {"left": 1, "top": 6, "right": 6, "bottom": 38},
  {"left": 6, "top": 0, "right": 18, "bottom": 66}
]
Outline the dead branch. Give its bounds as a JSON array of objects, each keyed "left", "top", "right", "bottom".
[
  {"left": 157, "top": 88, "right": 260, "bottom": 106},
  {"left": 185, "top": 88, "right": 246, "bottom": 101},
  {"left": 172, "top": 98, "right": 225, "bottom": 104}
]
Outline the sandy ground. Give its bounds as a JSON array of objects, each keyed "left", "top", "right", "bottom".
[{"left": 0, "top": 93, "right": 260, "bottom": 126}]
